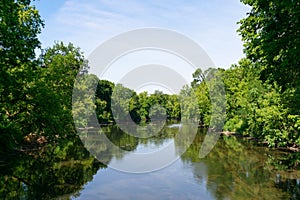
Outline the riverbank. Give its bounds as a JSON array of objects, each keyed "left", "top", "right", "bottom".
[{"left": 221, "top": 131, "right": 300, "bottom": 152}]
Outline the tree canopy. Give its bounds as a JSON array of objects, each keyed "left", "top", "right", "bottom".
[{"left": 238, "top": 0, "right": 300, "bottom": 88}]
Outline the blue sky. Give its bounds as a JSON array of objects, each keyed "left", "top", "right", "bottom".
[
  {"left": 34, "top": 0, "right": 250, "bottom": 70},
  {"left": 33, "top": 0, "right": 250, "bottom": 93}
]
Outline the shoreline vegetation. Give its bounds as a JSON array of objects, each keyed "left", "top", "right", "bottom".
[
  {"left": 78, "top": 122, "right": 300, "bottom": 153},
  {"left": 1, "top": 0, "right": 300, "bottom": 164},
  {"left": 220, "top": 131, "right": 300, "bottom": 153}
]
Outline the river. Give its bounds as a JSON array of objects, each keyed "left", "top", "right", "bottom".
[{"left": 1, "top": 124, "right": 300, "bottom": 199}]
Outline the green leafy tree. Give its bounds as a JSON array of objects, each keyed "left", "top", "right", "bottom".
[
  {"left": 73, "top": 74, "right": 99, "bottom": 128},
  {"left": 32, "top": 42, "right": 89, "bottom": 141},
  {"left": 179, "top": 85, "right": 199, "bottom": 123},
  {"left": 111, "top": 84, "right": 138, "bottom": 124},
  {"left": 165, "top": 94, "right": 181, "bottom": 120},
  {"left": 0, "top": 0, "right": 44, "bottom": 151},
  {"left": 238, "top": 0, "right": 300, "bottom": 89},
  {"left": 194, "top": 81, "right": 211, "bottom": 126},
  {"left": 236, "top": 0, "right": 300, "bottom": 147},
  {"left": 191, "top": 68, "right": 205, "bottom": 88},
  {"left": 95, "top": 80, "right": 115, "bottom": 124},
  {"left": 222, "top": 59, "right": 262, "bottom": 132},
  {"left": 137, "top": 91, "right": 150, "bottom": 122}
]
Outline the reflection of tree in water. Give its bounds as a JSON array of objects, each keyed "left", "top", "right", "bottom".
[
  {"left": 139, "top": 124, "right": 178, "bottom": 146},
  {"left": 1, "top": 123, "right": 155, "bottom": 199},
  {"left": 80, "top": 124, "right": 178, "bottom": 164},
  {"left": 79, "top": 126, "right": 139, "bottom": 163},
  {"left": 0, "top": 136, "right": 105, "bottom": 199},
  {"left": 105, "top": 126, "right": 138, "bottom": 151},
  {"left": 178, "top": 129, "right": 300, "bottom": 199},
  {"left": 275, "top": 177, "right": 300, "bottom": 200},
  {"left": 270, "top": 152, "right": 300, "bottom": 199}
]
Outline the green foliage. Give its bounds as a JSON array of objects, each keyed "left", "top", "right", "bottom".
[
  {"left": 222, "top": 59, "right": 262, "bottom": 133},
  {"left": 238, "top": 0, "right": 300, "bottom": 89},
  {"left": 229, "top": 0, "right": 300, "bottom": 147},
  {"left": 1, "top": 0, "right": 299, "bottom": 155},
  {"left": 221, "top": 58, "right": 300, "bottom": 147},
  {"left": 286, "top": 115, "right": 300, "bottom": 146},
  {"left": 205, "top": 68, "right": 226, "bottom": 130},
  {"left": 194, "top": 81, "right": 211, "bottom": 125},
  {"left": 111, "top": 83, "right": 137, "bottom": 123},
  {"left": 137, "top": 91, "right": 150, "bottom": 122},
  {"left": 0, "top": 0, "right": 43, "bottom": 64},
  {"left": 93, "top": 82, "right": 182, "bottom": 125},
  {"left": 32, "top": 42, "right": 88, "bottom": 140},
  {"left": 191, "top": 68, "right": 205, "bottom": 88},
  {"left": 0, "top": 0, "right": 90, "bottom": 151},
  {"left": 165, "top": 94, "right": 181, "bottom": 120},
  {"left": 179, "top": 85, "right": 199, "bottom": 123},
  {"left": 95, "top": 80, "right": 114, "bottom": 124},
  {"left": 223, "top": 116, "right": 245, "bottom": 132},
  {"left": 183, "top": 68, "right": 226, "bottom": 128},
  {"left": 72, "top": 74, "right": 99, "bottom": 127},
  {"left": 0, "top": 0, "right": 43, "bottom": 151}
]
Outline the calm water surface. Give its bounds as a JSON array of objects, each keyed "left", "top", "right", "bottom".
[{"left": 1, "top": 124, "right": 300, "bottom": 199}]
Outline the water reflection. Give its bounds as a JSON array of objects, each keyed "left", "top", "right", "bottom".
[
  {"left": 1, "top": 125, "right": 300, "bottom": 199},
  {"left": 0, "top": 137, "right": 104, "bottom": 199},
  {"left": 181, "top": 131, "right": 291, "bottom": 199},
  {"left": 79, "top": 123, "right": 196, "bottom": 172},
  {"left": 78, "top": 126, "right": 300, "bottom": 199}
]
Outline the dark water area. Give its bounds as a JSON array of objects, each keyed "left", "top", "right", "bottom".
[{"left": 1, "top": 124, "right": 300, "bottom": 199}]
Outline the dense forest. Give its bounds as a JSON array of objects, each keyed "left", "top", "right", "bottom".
[{"left": 0, "top": 0, "right": 300, "bottom": 156}]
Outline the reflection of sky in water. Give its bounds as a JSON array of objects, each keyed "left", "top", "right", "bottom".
[
  {"left": 75, "top": 124, "right": 212, "bottom": 199},
  {"left": 134, "top": 138, "right": 173, "bottom": 153},
  {"left": 109, "top": 138, "right": 178, "bottom": 172},
  {"left": 71, "top": 125, "right": 300, "bottom": 199},
  {"left": 76, "top": 159, "right": 213, "bottom": 200}
]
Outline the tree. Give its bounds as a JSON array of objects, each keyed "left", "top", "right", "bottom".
[
  {"left": 236, "top": 0, "right": 300, "bottom": 147},
  {"left": 165, "top": 94, "right": 181, "bottom": 120},
  {"left": 0, "top": 0, "right": 43, "bottom": 65},
  {"left": 137, "top": 91, "right": 150, "bottom": 122},
  {"left": 222, "top": 59, "right": 262, "bottom": 132},
  {"left": 111, "top": 84, "right": 137, "bottom": 124},
  {"left": 0, "top": 0, "right": 44, "bottom": 151},
  {"left": 191, "top": 68, "right": 205, "bottom": 88},
  {"left": 238, "top": 0, "right": 300, "bottom": 89},
  {"left": 194, "top": 81, "right": 211, "bottom": 126},
  {"left": 179, "top": 85, "right": 199, "bottom": 123},
  {"left": 95, "top": 80, "right": 115, "bottom": 124},
  {"left": 35, "top": 42, "right": 88, "bottom": 140},
  {"left": 73, "top": 74, "right": 99, "bottom": 128}
]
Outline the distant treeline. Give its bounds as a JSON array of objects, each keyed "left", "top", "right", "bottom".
[{"left": 94, "top": 80, "right": 181, "bottom": 124}]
